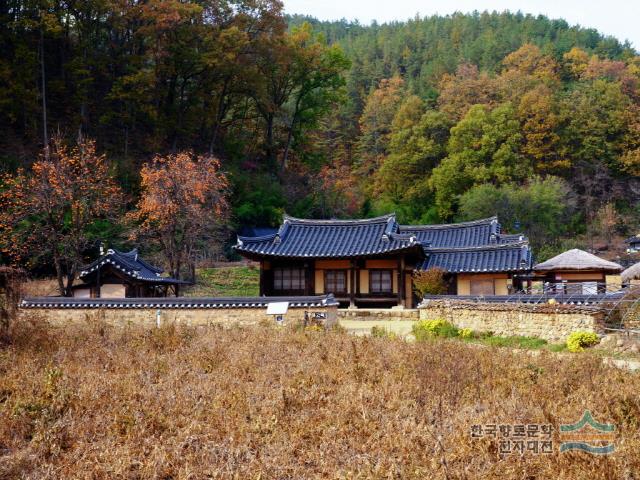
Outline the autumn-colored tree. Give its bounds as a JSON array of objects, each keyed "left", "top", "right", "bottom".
[
  {"left": 563, "top": 47, "right": 590, "bottom": 79},
  {"left": 517, "top": 84, "right": 569, "bottom": 174},
  {"left": 437, "top": 64, "right": 498, "bottom": 121},
  {"left": 591, "top": 202, "right": 620, "bottom": 245},
  {"left": 129, "top": 152, "right": 229, "bottom": 282},
  {"left": 413, "top": 268, "right": 448, "bottom": 297},
  {"left": 0, "top": 137, "right": 123, "bottom": 296},
  {"left": 501, "top": 43, "right": 558, "bottom": 81},
  {"left": 355, "top": 76, "right": 405, "bottom": 174}
]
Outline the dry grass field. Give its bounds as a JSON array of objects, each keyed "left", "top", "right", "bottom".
[{"left": 1, "top": 319, "right": 639, "bottom": 479}]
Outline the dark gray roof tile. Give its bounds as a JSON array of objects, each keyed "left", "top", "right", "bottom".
[
  {"left": 21, "top": 294, "right": 338, "bottom": 309},
  {"left": 236, "top": 215, "right": 421, "bottom": 258},
  {"left": 419, "top": 242, "right": 532, "bottom": 273},
  {"left": 79, "top": 249, "right": 188, "bottom": 284}
]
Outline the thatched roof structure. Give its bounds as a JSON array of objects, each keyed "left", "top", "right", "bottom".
[
  {"left": 534, "top": 249, "right": 622, "bottom": 273},
  {"left": 622, "top": 262, "right": 640, "bottom": 283}
]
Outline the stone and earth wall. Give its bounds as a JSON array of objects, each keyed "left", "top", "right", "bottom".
[
  {"left": 419, "top": 300, "right": 605, "bottom": 342},
  {"left": 20, "top": 299, "right": 605, "bottom": 342},
  {"left": 21, "top": 305, "right": 337, "bottom": 329}
]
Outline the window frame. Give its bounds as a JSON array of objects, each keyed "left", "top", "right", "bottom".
[
  {"left": 272, "top": 267, "right": 306, "bottom": 293},
  {"left": 369, "top": 269, "right": 393, "bottom": 295},
  {"left": 324, "top": 269, "right": 348, "bottom": 295}
]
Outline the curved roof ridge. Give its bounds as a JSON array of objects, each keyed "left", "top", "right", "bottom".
[
  {"left": 425, "top": 240, "right": 529, "bottom": 252},
  {"left": 282, "top": 213, "right": 396, "bottom": 225},
  {"left": 237, "top": 233, "right": 278, "bottom": 243},
  {"left": 398, "top": 216, "right": 498, "bottom": 230}
]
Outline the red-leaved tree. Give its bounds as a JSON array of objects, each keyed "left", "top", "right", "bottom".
[
  {"left": 128, "top": 152, "right": 229, "bottom": 281},
  {"left": 0, "top": 137, "right": 123, "bottom": 296}
]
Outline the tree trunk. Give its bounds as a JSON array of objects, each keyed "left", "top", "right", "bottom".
[
  {"left": 281, "top": 94, "right": 303, "bottom": 172},
  {"left": 53, "top": 256, "right": 66, "bottom": 296},
  {"left": 40, "top": 24, "right": 49, "bottom": 159},
  {"left": 265, "top": 113, "right": 275, "bottom": 164},
  {"left": 209, "top": 79, "right": 230, "bottom": 155}
]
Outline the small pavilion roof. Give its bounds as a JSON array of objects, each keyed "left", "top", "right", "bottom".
[
  {"left": 79, "top": 249, "right": 189, "bottom": 284},
  {"left": 534, "top": 249, "right": 623, "bottom": 273}
]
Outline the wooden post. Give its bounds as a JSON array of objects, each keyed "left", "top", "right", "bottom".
[
  {"left": 349, "top": 260, "right": 356, "bottom": 307},
  {"left": 95, "top": 267, "right": 101, "bottom": 298},
  {"left": 308, "top": 261, "right": 315, "bottom": 296},
  {"left": 259, "top": 262, "right": 265, "bottom": 296},
  {"left": 397, "top": 256, "right": 404, "bottom": 307}
]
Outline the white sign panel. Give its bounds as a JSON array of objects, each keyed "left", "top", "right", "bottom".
[{"left": 266, "top": 302, "right": 289, "bottom": 315}]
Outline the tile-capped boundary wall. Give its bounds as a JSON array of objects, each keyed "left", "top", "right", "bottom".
[
  {"left": 20, "top": 307, "right": 337, "bottom": 328},
  {"left": 419, "top": 300, "right": 605, "bottom": 342}
]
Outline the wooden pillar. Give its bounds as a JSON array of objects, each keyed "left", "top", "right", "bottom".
[
  {"left": 397, "top": 255, "right": 405, "bottom": 307},
  {"left": 349, "top": 259, "right": 356, "bottom": 307},
  {"left": 95, "top": 267, "right": 101, "bottom": 298},
  {"left": 308, "top": 261, "right": 315, "bottom": 296},
  {"left": 259, "top": 262, "right": 265, "bottom": 296}
]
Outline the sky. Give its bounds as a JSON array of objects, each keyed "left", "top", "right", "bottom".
[{"left": 284, "top": 0, "right": 640, "bottom": 49}]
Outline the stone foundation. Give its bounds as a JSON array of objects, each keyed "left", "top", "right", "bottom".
[{"left": 419, "top": 300, "right": 605, "bottom": 342}]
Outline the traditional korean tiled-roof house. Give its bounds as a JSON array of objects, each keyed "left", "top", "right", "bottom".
[
  {"left": 235, "top": 215, "right": 533, "bottom": 307},
  {"left": 73, "top": 249, "right": 189, "bottom": 298},
  {"left": 625, "top": 235, "right": 640, "bottom": 253}
]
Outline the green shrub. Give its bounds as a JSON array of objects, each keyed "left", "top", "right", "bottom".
[
  {"left": 479, "top": 335, "right": 547, "bottom": 349},
  {"left": 566, "top": 331, "right": 600, "bottom": 352},
  {"left": 371, "top": 326, "right": 398, "bottom": 339},
  {"left": 412, "top": 319, "right": 458, "bottom": 341},
  {"left": 459, "top": 328, "right": 473, "bottom": 339}
]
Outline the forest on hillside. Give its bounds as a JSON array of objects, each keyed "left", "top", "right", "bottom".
[{"left": 2, "top": 2, "right": 640, "bottom": 276}]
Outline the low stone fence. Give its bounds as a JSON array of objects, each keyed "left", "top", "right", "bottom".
[
  {"left": 419, "top": 300, "right": 605, "bottom": 342},
  {"left": 19, "top": 295, "right": 338, "bottom": 329}
]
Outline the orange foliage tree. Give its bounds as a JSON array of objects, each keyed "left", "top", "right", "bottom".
[
  {"left": 0, "top": 137, "right": 123, "bottom": 296},
  {"left": 413, "top": 268, "right": 448, "bottom": 297},
  {"left": 128, "top": 152, "right": 229, "bottom": 282}
]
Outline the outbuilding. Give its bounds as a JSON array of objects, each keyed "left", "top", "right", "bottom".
[
  {"left": 533, "top": 248, "right": 622, "bottom": 294},
  {"left": 73, "top": 249, "right": 189, "bottom": 298}
]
